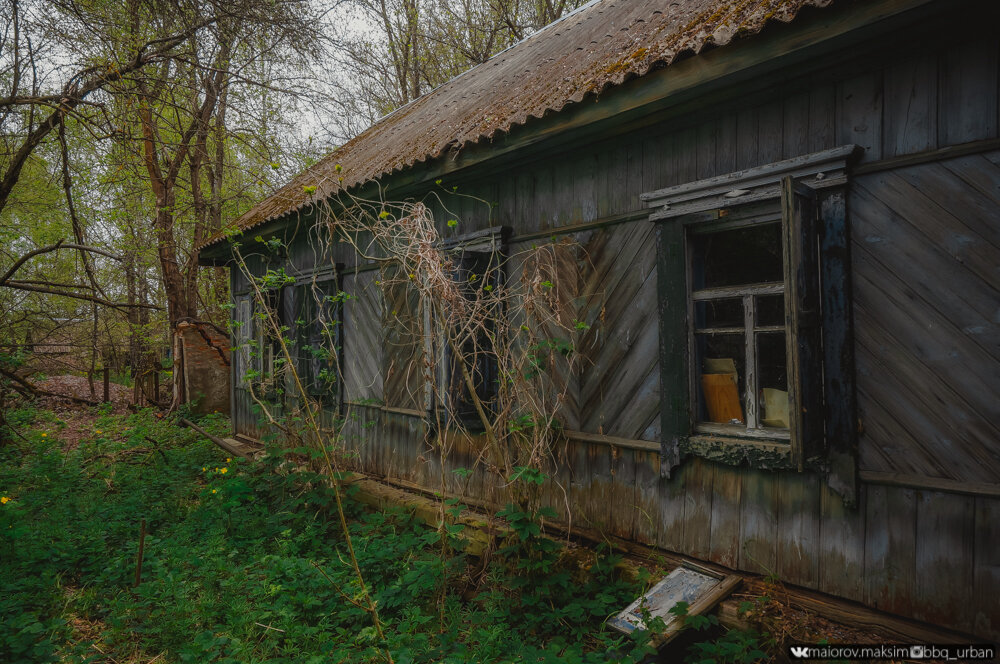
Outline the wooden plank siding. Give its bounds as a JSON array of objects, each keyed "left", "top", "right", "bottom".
[
  {"left": 342, "top": 270, "right": 384, "bottom": 403},
  {"left": 851, "top": 157, "right": 1000, "bottom": 484},
  {"left": 226, "top": 32, "right": 1000, "bottom": 640}
]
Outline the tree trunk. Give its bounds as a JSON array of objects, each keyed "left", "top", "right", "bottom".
[
  {"left": 126, "top": 248, "right": 143, "bottom": 404},
  {"left": 154, "top": 203, "right": 190, "bottom": 326}
]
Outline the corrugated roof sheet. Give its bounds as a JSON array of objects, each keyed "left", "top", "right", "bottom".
[{"left": 200, "top": 0, "right": 832, "bottom": 250}]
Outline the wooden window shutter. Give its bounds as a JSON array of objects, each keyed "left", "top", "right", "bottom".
[
  {"left": 280, "top": 284, "right": 298, "bottom": 396},
  {"left": 251, "top": 294, "right": 265, "bottom": 377},
  {"left": 655, "top": 221, "right": 687, "bottom": 478},
  {"left": 281, "top": 284, "right": 297, "bottom": 331},
  {"left": 819, "top": 190, "right": 858, "bottom": 506},
  {"left": 293, "top": 284, "right": 311, "bottom": 394},
  {"left": 308, "top": 280, "right": 342, "bottom": 401},
  {"left": 781, "top": 176, "right": 824, "bottom": 470}
]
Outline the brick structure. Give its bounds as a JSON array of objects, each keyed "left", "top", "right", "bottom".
[{"left": 175, "top": 320, "right": 230, "bottom": 415}]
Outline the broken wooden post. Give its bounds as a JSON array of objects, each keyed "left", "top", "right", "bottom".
[
  {"left": 179, "top": 417, "right": 249, "bottom": 459},
  {"left": 103, "top": 367, "right": 110, "bottom": 403},
  {"left": 134, "top": 518, "right": 146, "bottom": 588}
]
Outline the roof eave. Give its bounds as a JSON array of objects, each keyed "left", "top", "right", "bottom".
[{"left": 197, "top": 0, "right": 941, "bottom": 254}]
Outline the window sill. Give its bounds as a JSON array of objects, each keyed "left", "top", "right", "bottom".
[{"left": 680, "top": 434, "right": 793, "bottom": 471}]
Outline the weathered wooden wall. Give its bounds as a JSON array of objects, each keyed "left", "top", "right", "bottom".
[
  {"left": 230, "top": 269, "right": 261, "bottom": 439},
  {"left": 229, "top": 25, "right": 1000, "bottom": 639},
  {"left": 424, "top": 32, "right": 1000, "bottom": 475},
  {"left": 852, "top": 154, "right": 1000, "bottom": 484},
  {"left": 341, "top": 417, "right": 999, "bottom": 639}
]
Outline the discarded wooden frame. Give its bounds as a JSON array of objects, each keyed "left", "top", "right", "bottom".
[{"left": 609, "top": 561, "right": 741, "bottom": 648}]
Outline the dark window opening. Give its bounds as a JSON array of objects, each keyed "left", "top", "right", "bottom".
[
  {"left": 690, "top": 221, "right": 790, "bottom": 436},
  {"left": 295, "top": 277, "right": 342, "bottom": 403},
  {"left": 441, "top": 248, "right": 501, "bottom": 429}
]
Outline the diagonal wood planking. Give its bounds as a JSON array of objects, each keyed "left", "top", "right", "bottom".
[
  {"left": 851, "top": 153, "right": 1000, "bottom": 484},
  {"left": 577, "top": 221, "right": 660, "bottom": 440}
]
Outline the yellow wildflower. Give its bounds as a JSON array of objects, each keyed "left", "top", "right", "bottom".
[
  {"left": 1, "top": 496, "right": 10, "bottom": 505},
  {"left": 220, "top": 467, "right": 228, "bottom": 474},
  {"left": 202, "top": 467, "right": 207, "bottom": 472},
  {"left": 40, "top": 433, "right": 47, "bottom": 438},
  {"left": 212, "top": 489, "right": 217, "bottom": 494},
  {"left": 96, "top": 430, "right": 102, "bottom": 434},
  {"left": 226, "top": 458, "right": 231, "bottom": 462}
]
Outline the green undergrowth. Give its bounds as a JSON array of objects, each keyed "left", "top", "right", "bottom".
[{"left": 0, "top": 405, "right": 666, "bottom": 663}]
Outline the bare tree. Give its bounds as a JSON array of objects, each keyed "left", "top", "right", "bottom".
[{"left": 325, "top": 0, "right": 588, "bottom": 137}]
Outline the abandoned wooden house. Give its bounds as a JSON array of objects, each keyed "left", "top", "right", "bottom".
[{"left": 198, "top": 0, "right": 1000, "bottom": 642}]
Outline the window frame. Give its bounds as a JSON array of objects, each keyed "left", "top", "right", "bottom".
[
  {"left": 686, "top": 209, "right": 791, "bottom": 441},
  {"left": 432, "top": 226, "right": 509, "bottom": 430},
  {"left": 255, "top": 286, "right": 285, "bottom": 401},
  {"left": 294, "top": 268, "right": 344, "bottom": 407},
  {"left": 643, "top": 145, "right": 860, "bottom": 503}
]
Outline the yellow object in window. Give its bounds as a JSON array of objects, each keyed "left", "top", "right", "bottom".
[
  {"left": 701, "top": 372, "right": 743, "bottom": 424},
  {"left": 762, "top": 388, "right": 789, "bottom": 429}
]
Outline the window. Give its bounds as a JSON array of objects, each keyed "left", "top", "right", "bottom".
[
  {"left": 690, "top": 220, "right": 789, "bottom": 436},
  {"left": 293, "top": 273, "right": 343, "bottom": 404},
  {"left": 644, "top": 146, "right": 859, "bottom": 501},
  {"left": 253, "top": 286, "right": 285, "bottom": 400},
  {"left": 434, "top": 227, "right": 508, "bottom": 429}
]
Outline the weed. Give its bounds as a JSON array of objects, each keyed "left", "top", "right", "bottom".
[{"left": 0, "top": 407, "right": 657, "bottom": 663}]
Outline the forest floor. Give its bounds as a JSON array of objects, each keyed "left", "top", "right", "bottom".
[
  {"left": 0, "top": 404, "right": 672, "bottom": 663},
  {"left": 34, "top": 375, "right": 134, "bottom": 409},
  {"left": 0, "top": 401, "right": 887, "bottom": 664}
]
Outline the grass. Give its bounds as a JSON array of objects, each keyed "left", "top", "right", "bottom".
[{"left": 0, "top": 405, "right": 666, "bottom": 663}]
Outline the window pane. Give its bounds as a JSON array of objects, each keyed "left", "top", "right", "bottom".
[
  {"left": 695, "top": 333, "right": 745, "bottom": 425},
  {"left": 757, "top": 331, "right": 788, "bottom": 429},
  {"left": 757, "top": 294, "right": 785, "bottom": 328},
  {"left": 692, "top": 223, "right": 783, "bottom": 289},
  {"left": 694, "top": 298, "right": 743, "bottom": 329}
]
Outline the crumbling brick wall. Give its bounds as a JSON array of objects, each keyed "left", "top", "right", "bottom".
[{"left": 175, "top": 320, "right": 230, "bottom": 415}]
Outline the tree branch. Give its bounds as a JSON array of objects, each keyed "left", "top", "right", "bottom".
[
  {"left": 0, "top": 15, "right": 222, "bottom": 217},
  {"left": 59, "top": 115, "right": 108, "bottom": 300},
  {"left": 0, "top": 240, "right": 121, "bottom": 285},
  {"left": 3, "top": 281, "right": 160, "bottom": 310}
]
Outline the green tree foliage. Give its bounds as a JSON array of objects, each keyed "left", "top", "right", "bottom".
[{"left": 0, "top": 0, "right": 329, "bottom": 394}]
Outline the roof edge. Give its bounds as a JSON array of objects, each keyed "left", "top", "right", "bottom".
[{"left": 197, "top": 0, "right": 939, "bottom": 254}]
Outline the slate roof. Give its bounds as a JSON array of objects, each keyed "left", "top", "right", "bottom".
[{"left": 199, "top": 0, "right": 831, "bottom": 250}]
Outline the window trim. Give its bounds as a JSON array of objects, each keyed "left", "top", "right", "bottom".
[
  {"left": 257, "top": 286, "right": 285, "bottom": 401},
  {"left": 644, "top": 146, "right": 861, "bottom": 505},
  {"left": 687, "top": 211, "right": 790, "bottom": 440}
]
